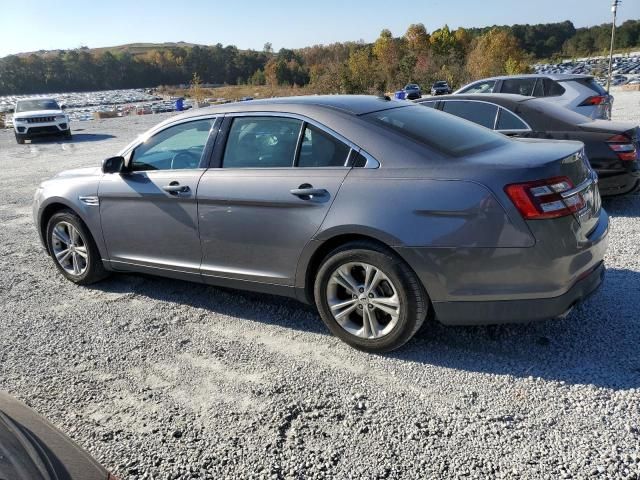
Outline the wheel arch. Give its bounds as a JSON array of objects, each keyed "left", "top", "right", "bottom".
[{"left": 296, "top": 228, "right": 427, "bottom": 306}]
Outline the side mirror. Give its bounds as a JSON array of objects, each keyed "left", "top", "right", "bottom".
[
  {"left": 102, "top": 156, "right": 125, "bottom": 174},
  {"left": 60, "top": 104, "right": 67, "bottom": 110}
]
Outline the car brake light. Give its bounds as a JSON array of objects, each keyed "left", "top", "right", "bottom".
[
  {"left": 579, "top": 95, "right": 607, "bottom": 106},
  {"left": 607, "top": 134, "right": 637, "bottom": 161},
  {"left": 504, "top": 176, "right": 586, "bottom": 220}
]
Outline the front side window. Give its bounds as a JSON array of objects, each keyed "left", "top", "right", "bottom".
[
  {"left": 131, "top": 119, "right": 214, "bottom": 171},
  {"left": 442, "top": 101, "right": 499, "bottom": 129},
  {"left": 364, "top": 105, "right": 508, "bottom": 157},
  {"left": 460, "top": 80, "right": 495, "bottom": 94},
  {"left": 501, "top": 78, "right": 537, "bottom": 96},
  {"left": 298, "top": 124, "right": 350, "bottom": 167},
  {"left": 223, "top": 117, "right": 302, "bottom": 168}
]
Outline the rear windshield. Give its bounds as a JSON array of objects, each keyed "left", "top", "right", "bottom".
[
  {"left": 363, "top": 105, "right": 508, "bottom": 157},
  {"left": 564, "top": 77, "right": 607, "bottom": 96},
  {"left": 16, "top": 99, "right": 60, "bottom": 112}
]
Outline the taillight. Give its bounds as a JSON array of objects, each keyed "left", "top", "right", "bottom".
[
  {"left": 505, "top": 176, "right": 585, "bottom": 220},
  {"left": 607, "top": 134, "right": 637, "bottom": 161},
  {"left": 579, "top": 95, "right": 607, "bottom": 106}
]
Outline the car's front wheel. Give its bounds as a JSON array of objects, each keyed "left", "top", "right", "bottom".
[
  {"left": 46, "top": 211, "right": 108, "bottom": 284},
  {"left": 314, "top": 241, "right": 428, "bottom": 352}
]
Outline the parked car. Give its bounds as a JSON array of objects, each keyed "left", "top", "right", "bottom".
[
  {"left": 403, "top": 84, "right": 422, "bottom": 100},
  {"left": 33, "top": 95, "right": 608, "bottom": 352},
  {"left": 0, "top": 391, "right": 116, "bottom": 480},
  {"left": 454, "top": 74, "right": 613, "bottom": 120},
  {"left": 430, "top": 81, "right": 452, "bottom": 96},
  {"left": 417, "top": 94, "right": 639, "bottom": 196},
  {"left": 12, "top": 98, "right": 71, "bottom": 144}
]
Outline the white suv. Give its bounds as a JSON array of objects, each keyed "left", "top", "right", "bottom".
[
  {"left": 454, "top": 74, "right": 613, "bottom": 120},
  {"left": 13, "top": 98, "right": 70, "bottom": 144}
]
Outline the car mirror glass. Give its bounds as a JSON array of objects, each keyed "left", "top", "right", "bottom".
[{"left": 102, "top": 156, "right": 125, "bottom": 174}]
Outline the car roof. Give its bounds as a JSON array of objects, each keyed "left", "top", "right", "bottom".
[
  {"left": 169, "top": 95, "right": 407, "bottom": 121},
  {"left": 418, "top": 93, "right": 534, "bottom": 106},
  {"left": 469, "top": 73, "right": 592, "bottom": 82}
]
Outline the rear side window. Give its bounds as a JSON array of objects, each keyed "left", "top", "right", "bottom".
[
  {"left": 442, "top": 101, "right": 498, "bottom": 129},
  {"left": 501, "top": 78, "right": 536, "bottom": 96},
  {"left": 364, "top": 105, "right": 508, "bottom": 157},
  {"left": 459, "top": 80, "right": 495, "bottom": 94},
  {"left": 543, "top": 78, "right": 566, "bottom": 96},
  {"left": 298, "top": 124, "right": 350, "bottom": 167},
  {"left": 223, "top": 117, "right": 302, "bottom": 168},
  {"left": 496, "top": 109, "right": 529, "bottom": 131}
]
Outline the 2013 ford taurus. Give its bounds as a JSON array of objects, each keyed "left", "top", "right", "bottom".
[{"left": 33, "top": 96, "right": 609, "bottom": 352}]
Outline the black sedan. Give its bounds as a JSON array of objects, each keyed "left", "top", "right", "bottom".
[
  {"left": 403, "top": 84, "right": 422, "bottom": 100},
  {"left": 417, "top": 94, "right": 640, "bottom": 196},
  {"left": 0, "top": 391, "right": 114, "bottom": 480},
  {"left": 430, "top": 81, "right": 452, "bottom": 96}
]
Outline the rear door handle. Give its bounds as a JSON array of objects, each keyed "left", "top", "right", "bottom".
[
  {"left": 290, "top": 188, "right": 328, "bottom": 197},
  {"left": 162, "top": 182, "right": 190, "bottom": 194}
]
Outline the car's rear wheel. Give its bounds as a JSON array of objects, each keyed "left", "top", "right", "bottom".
[
  {"left": 314, "top": 241, "right": 428, "bottom": 352},
  {"left": 15, "top": 132, "right": 25, "bottom": 144},
  {"left": 46, "top": 211, "right": 108, "bottom": 285}
]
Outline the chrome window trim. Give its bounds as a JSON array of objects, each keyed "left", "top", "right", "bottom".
[
  {"left": 222, "top": 111, "right": 380, "bottom": 169},
  {"left": 440, "top": 99, "right": 532, "bottom": 132}
]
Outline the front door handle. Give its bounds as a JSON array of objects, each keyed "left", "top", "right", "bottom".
[
  {"left": 162, "top": 182, "right": 190, "bottom": 195},
  {"left": 290, "top": 184, "right": 329, "bottom": 200}
]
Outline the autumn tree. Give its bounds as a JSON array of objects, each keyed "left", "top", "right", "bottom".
[
  {"left": 373, "top": 29, "right": 401, "bottom": 90},
  {"left": 405, "top": 23, "right": 430, "bottom": 55},
  {"left": 466, "top": 28, "right": 530, "bottom": 79}
]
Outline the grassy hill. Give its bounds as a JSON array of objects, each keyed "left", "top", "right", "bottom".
[{"left": 15, "top": 42, "right": 206, "bottom": 58}]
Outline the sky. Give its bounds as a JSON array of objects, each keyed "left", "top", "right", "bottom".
[{"left": 1, "top": 0, "right": 639, "bottom": 57}]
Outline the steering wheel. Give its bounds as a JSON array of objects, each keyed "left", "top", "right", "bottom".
[{"left": 170, "top": 150, "right": 200, "bottom": 170}]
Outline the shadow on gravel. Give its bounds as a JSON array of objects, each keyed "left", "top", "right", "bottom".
[
  {"left": 89, "top": 266, "right": 640, "bottom": 391},
  {"left": 602, "top": 193, "right": 640, "bottom": 218},
  {"left": 90, "top": 273, "right": 327, "bottom": 335},
  {"left": 28, "top": 133, "right": 115, "bottom": 144},
  {"left": 395, "top": 267, "right": 640, "bottom": 391}
]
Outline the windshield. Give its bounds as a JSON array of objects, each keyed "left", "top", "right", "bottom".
[
  {"left": 15, "top": 99, "right": 60, "bottom": 113},
  {"left": 405, "top": 84, "right": 419, "bottom": 89},
  {"left": 434, "top": 81, "right": 447, "bottom": 87},
  {"left": 364, "top": 105, "right": 508, "bottom": 157}
]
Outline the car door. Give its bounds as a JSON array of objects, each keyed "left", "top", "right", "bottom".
[
  {"left": 197, "top": 114, "right": 353, "bottom": 287},
  {"left": 99, "top": 117, "right": 217, "bottom": 279}
]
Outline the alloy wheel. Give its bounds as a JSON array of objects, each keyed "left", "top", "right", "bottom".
[
  {"left": 51, "top": 221, "right": 89, "bottom": 276},
  {"left": 326, "top": 262, "right": 401, "bottom": 339}
]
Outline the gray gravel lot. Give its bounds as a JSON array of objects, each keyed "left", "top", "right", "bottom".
[{"left": 0, "top": 96, "right": 639, "bottom": 480}]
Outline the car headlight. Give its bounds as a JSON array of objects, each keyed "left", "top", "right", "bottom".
[
  {"left": 55, "top": 115, "right": 66, "bottom": 121},
  {"left": 14, "top": 117, "right": 27, "bottom": 123}
]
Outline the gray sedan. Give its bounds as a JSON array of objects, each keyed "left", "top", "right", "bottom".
[{"left": 33, "top": 96, "right": 608, "bottom": 352}]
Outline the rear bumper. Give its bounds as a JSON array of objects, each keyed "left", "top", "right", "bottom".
[
  {"left": 432, "top": 261, "right": 605, "bottom": 325},
  {"left": 396, "top": 208, "right": 609, "bottom": 325},
  {"left": 598, "top": 170, "right": 640, "bottom": 196}
]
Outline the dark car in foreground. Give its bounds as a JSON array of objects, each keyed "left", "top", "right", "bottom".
[
  {"left": 33, "top": 95, "right": 608, "bottom": 352},
  {"left": 417, "top": 94, "right": 640, "bottom": 196},
  {"left": 403, "top": 84, "right": 422, "bottom": 100},
  {"left": 0, "top": 392, "right": 114, "bottom": 480},
  {"left": 430, "top": 81, "right": 452, "bottom": 96}
]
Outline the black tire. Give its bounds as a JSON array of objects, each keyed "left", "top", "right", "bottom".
[
  {"left": 314, "top": 241, "right": 428, "bottom": 353},
  {"left": 46, "top": 210, "right": 108, "bottom": 285},
  {"left": 15, "top": 132, "right": 25, "bottom": 144},
  {"left": 64, "top": 130, "right": 72, "bottom": 140}
]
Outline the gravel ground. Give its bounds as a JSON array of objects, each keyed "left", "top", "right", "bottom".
[{"left": 0, "top": 96, "right": 639, "bottom": 480}]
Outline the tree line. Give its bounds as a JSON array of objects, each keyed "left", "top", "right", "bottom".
[{"left": 0, "top": 19, "right": 639, "bottom": 96}]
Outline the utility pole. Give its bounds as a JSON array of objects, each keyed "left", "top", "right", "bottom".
[{"left": 606, "top": 0, "right": 621, "bottom": 93}]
